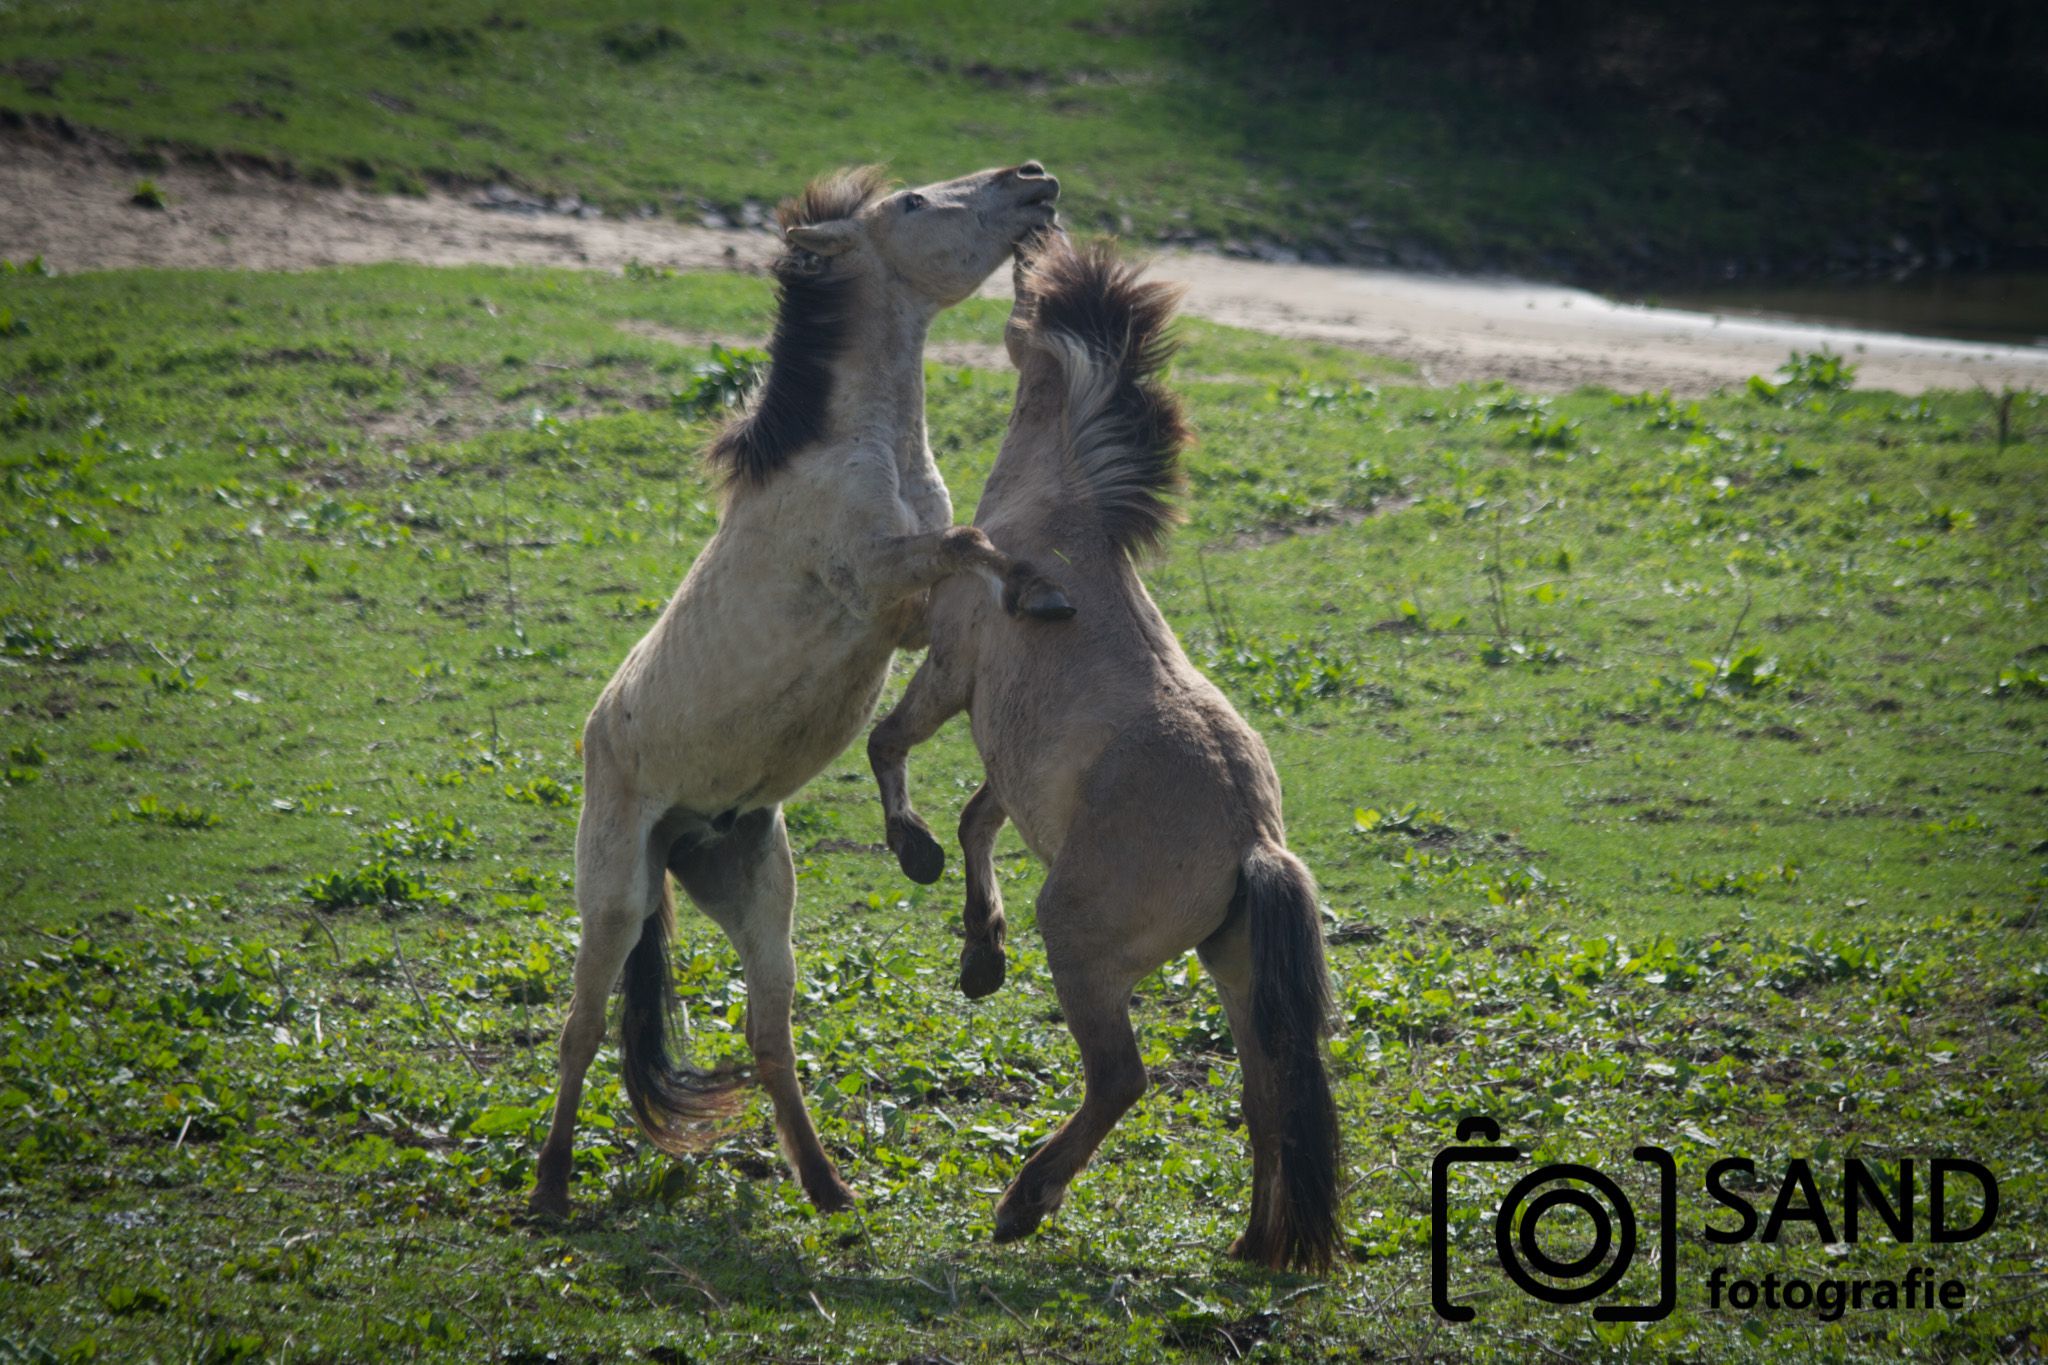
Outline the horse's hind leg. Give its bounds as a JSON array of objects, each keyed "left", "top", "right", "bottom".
[
  {"left": 1196, "top": 911, "right": 1281, "bottom": 1263},
  {"left": 530, "top": 800, "right": 656, "bottom": 1217},
  {"left": 992, "top": 932, "right": 1146, "bottom": 1242},
  {"left": 957, "top": 782, "right": 1009, "bottom": 999},
  {"left": 675, "top": 806, "right": 854, "bottom": 1212}
]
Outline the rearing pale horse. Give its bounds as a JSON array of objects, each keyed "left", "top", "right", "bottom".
[{"left": 529, "top": 163, "right": 1070, "bottom": 1218}]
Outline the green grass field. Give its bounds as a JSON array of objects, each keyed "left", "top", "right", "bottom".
[
  {"left": 5, "top": 0, "right": 2046, "bottom": 282},
  {"left": 1, "top": 258, "right": 2044, "bottom": 1362}
]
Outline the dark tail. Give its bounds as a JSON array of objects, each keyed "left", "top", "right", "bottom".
[
  {"left": 619, "top": 877, "right": 748, "bottom": 1152},
  {"left": 1240, "top": 842, "right": 1342, "bottom": 1272}
]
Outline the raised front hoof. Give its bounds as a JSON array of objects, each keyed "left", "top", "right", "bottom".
[
  {"left": 887, "top": 816, "right": 946, "bottom": 885},
  {"left": 1015, "top": 586, "right": 1076, "bottom": 622},
  {"left": 958, "top": 940, "right": 1007, "bottom": 1000},
  {"left": 1002, "top": 568, "right": 1076, "bottom": 623}
]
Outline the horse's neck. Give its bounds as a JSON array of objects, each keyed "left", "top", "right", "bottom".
[{"left": 829, "top": 291, "right": 935, "bottom": 473}]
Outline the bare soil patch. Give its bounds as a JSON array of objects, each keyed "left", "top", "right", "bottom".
[{"left": 6, "top": 139, "right": 2044, "bottom": 396}]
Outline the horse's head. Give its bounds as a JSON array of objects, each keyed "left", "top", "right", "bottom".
[{"left": 780, "top": 162, "right": 1060, "bottom": 310}]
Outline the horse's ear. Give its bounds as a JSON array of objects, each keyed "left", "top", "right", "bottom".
[{"left": 784, "top": 220, "right": 859, "bottom": 257}]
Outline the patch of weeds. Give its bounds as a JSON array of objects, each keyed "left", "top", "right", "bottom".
[
  {"left": 125, "top": 796, "right": 222, "bottom": 829},
  {"left": 1990, "top": 666, "right": 2048, "bottom": 699},
  {"left": 488, "top": 624, "right": 567, "bottom": 664},
  {"left": 1748, "top": 348, "right": 1856, "bottom": 406},
  {"left": 609, "top": 594, "right": 666, "bottom": 619},
  {"left": 365, "top": 813, "right": 478, "bottom": 861},
  {"left": 1779, "top": 348, "right": 1857, "bottom": 392},
  {"left": 1353, "top": 803, "right": 1453, "bottom": 838},
  {"left": 1918, "top": 813, "right": 1990, "bottom": 848},
  {"left": 1922, "top": 503, "right": 1975, "bottom": 533},
  {"left": 89, "top": 735, "right": 148, "bottom": 763},
  {"left": 139, "top": 659, "right": 207, "bottom": 693},
  {"left": 1375, "top": 595, "right": 1465, "bottom": 634},
  {"left": 1478, "top": 639, "right": 1564, "bottom": 668},
  {"left": 1759, "top": 446, "right": 1824, "bottom": 483},
  {"left": 1505, "top": 411, "right": 1580, "bottom": 452},
  {"left": 600, "top": 20, "right": 686, "bottom": 62},
  {"left": 1470, "top": 388, "right": 1548, "bottom": 422},
  {"left": 1201, "top": 622, "right": 1383, "bottom": 715},
  {"left": 622, "top": 258, "right": 676, "bottom": 282},
  {"left": 1666, "top": 863, "right": 1801, "bottom": 897},
  {"left": 504, "top": 775, "right": 575, "bottom": 808},
  {"left": 1, "top": 255, "right": 52, "bottom": 276},
  {"left": 453, "top": 938, "right": 559, "bottom": 1005},
  {"left": 671, "top": 343, "right": 766, "bottom": 416},
  {"left": 129, "top": 180, "right": 167, "bottom": 210},
  {"left": 1274, "top": 379, "right": 1377, "bottom": 413},
  {"left": 102, "top": 1282, "right": 173, "bottom": 1315},
  {"left": 1, "top": 617, "right": 89, "bottom": 661},
  {"left": 302, "top": 859, "right": 439, "bottom": 910},
  {"left": 1346, "top": 456, "right": 1403, "bottom": 505},
  {"left": 390, "top": 25, "right": 479, "bottom": 60},
  {"left": 1616, "top": 389, "right": 1706, "bottom": 432},
  {"left": 5, "top": 740, "right": 47, "bottom": 786},
  {"left": 1692, "top": 644, "right": 1782, "bottom": 697},
  {"left": 0, "top": 306, "right": 26, "bottom": 338},
  {"left": 784, "top": 801, "right": 841, "bottom": 836}
]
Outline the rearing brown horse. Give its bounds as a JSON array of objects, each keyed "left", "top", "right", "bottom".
[{"left": 867, "top": 234, "right": 1343, "bottom": 1271}]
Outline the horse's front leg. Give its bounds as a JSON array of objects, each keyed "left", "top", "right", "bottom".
[
  {"left": 956, "top": 782, "right": 1010, "bottom": 999},
  {"left": 867, "top": 650, "right": 972, "bottom": 885},
  {"left": 859, "top": 525, "right": 1074, "bottom": 621}
]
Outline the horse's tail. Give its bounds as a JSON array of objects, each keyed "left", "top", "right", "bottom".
[
  {"left": 619, "top": 874, "right": 748, "bottom": 1151},
  {"left": 1237, "top": 840, "right": 1342, "bottom": 1272}
]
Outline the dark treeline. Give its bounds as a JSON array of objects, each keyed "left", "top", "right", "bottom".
[{"left": 1215, "top": 1, "right": 2048, "bottom": 136}]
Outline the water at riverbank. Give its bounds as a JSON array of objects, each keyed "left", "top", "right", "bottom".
[{"left": 1660, "top": 272, "right": 2048, "bottom": 349}]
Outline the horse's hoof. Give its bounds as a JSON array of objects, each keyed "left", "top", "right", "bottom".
[
  {"left": 526, "top": 1185, "right": 570, "bottom": 1220},
  {"left": 992, "top": 1198, "right": 1047, "bottom": 1244},
  {"left": 889, "top": 817, "right": 946, "bottom": 885},
  {"left": 806, "top": 1174, "right": 858, "bottom": 1214},
  {"left": 959, "top": 941, "right": 1007, "bottom": 999},
  {"left": 1002, "top": 566, "right": 1076, "bottom": 622},
  {"left": 1017, "top": 585, "right": 1075, "bottom": 621}
]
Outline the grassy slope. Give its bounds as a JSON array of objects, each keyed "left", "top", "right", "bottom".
[
  {"left": 1, "top": 261, "right": 2044, "bottom": 1362},
  {"left": 5, "top": 0, "right": 2046, "bottom": 281}
]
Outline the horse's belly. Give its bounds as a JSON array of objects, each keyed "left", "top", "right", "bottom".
[
  {"left": 745, "top": 655, "right": 892, "bottom": 805},
  {"left": 602, "top": 601, "right": 896, "bottom": 813}
]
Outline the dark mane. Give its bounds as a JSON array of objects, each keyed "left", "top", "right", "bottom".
[
  {"left": 707, "top": 166, "right": 892, "bottom": 488},
  {"left": 775, "top": 163, "right": 891, "bottom": 231},
  {"left": 1021, "top": 237, "right": 1191, "bottom": 557}
]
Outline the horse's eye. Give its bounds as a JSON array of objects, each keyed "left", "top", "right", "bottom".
[{"left": 902, "top": 192, "right": 927, "bottom": 212}]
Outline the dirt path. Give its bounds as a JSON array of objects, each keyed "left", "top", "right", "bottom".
[{"left": 6, "top": 141, "right": 2045, "bottom": 395}]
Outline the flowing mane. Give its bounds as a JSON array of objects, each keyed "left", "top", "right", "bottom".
[
  {"left": 1020, "top": 238, "right": 1191, "bottom": 557},
  {"left": 706, "top": 165, "right": 892, "bottom": 488}
]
